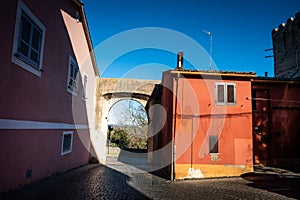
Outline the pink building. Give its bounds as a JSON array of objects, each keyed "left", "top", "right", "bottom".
[{"left": 0, "top": 0, "right": 98, "bottom": 191}]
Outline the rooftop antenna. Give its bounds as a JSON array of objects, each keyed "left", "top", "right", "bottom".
[{"left": 203, "top": 30, "right": 213, "bottom": 70}]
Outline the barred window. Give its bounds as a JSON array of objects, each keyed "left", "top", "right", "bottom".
[
  {"left": 209, "top": 136, "right": 218, "bottom": 154},
  {"left": 61, "top": 131, "right": 73, "bottom": 155}
]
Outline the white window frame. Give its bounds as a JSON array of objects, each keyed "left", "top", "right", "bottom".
[
  {"left": 11, "top": 0, "right": 46, "bottom": 77},
  {"left": 82, "top": 74, "right": 88, "bottom": 100},
  {"left": 61, "top": 131, "right": 73, "bottom": 156},
  {"left": 67, "top": 56, "right": 79, "bottom": 95},
  {"left": 215, "top": 82, "right": 236, "bottom": 105}
]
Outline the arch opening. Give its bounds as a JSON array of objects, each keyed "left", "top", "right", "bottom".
[{"left": 107, "top": 99, "right": 148, "bottom": 151}]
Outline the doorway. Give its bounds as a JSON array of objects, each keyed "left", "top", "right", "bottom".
[{"left": 252, "top": 89, "right": 272, "bottom": 166}]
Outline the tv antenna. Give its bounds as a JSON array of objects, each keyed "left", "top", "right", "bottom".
[{"left": 203, "top": 30, "right": 213, "bottom": 70}]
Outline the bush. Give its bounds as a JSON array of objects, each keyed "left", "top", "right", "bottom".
[
  {"left": 109, "top": 128, "right": 130, "bottom": 148},
  {"left": 109, "top": 127, "right": 147, "bottom": 149}
]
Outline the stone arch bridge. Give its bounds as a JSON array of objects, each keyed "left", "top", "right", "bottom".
[{"left": 93, "top": 78, "right": 160, "bottom": 163}]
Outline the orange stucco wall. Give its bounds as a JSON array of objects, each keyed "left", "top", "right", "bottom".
[{"left": 160, "top": 72, "right": 254, "bottom": 179}]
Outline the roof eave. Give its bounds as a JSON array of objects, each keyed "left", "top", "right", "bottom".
[
  {"left": 71, "top": 0, "right": 99, "bottom": 76},
  {"left": 166, "top": 70, "right": 257, "bottom": 78}
]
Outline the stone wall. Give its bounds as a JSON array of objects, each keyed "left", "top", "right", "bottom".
[{"left": 272, "top": 12, "right": 300, "bottom": 78}]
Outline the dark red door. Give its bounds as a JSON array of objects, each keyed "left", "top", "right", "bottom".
[{"left": 252, "top": 89, "right": 272, "bottom": 166}]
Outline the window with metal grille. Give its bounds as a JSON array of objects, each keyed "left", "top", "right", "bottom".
[
  {"left": 67, "top": 56, "right": 79, "bottom": 95},
  {"left": 61, "top": 131, "right": 73, "bottom": 155},
  {"left": 209, "top": 135, "right": 218, "bottom": 154},
  {"left": 215, "top": 82, "right": 236, "bottom": 105}
]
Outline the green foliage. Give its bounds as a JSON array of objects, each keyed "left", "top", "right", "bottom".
[
  {"left": 109, "top": 127, "right": 147, "bottom": 149},
  {"left": 108, "top": 99, "right": 148, "bottom": 150},
  {"left": 109, "top": 127, "right": 129, "bottom": 148},
  {"left": 127, "top": 134, "right": 147, "bottom": 149}
]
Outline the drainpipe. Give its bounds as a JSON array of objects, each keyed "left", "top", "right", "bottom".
[
  {"left": 171, "top": 52, "right": 183, "bottom": 180},
  {"left": 172, "top": 74, "right": 179, "bottom": 180}
]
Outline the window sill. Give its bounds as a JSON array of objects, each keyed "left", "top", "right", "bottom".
[
  {"left": 11, "top": 55, "right": 42, "bottom": 77},
  {"left": 82, "top": 96, "right": 88, "bottom": 101},
  {"left": 215, "top": 103, "right": 236, "bottom": 106},
  {"left": 67, "top": 87, "right": 78, "bottom": 96},
  {"left": 61, "top": 150, "right": 72, "bottom": 156}
]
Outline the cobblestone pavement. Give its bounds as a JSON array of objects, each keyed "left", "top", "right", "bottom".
[{"left": 2, "top": 154, "right": 300, "bottom": 200}]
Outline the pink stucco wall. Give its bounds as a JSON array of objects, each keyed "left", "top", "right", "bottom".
[
  {"left": 0, "top": 129, "right": 90, "bottom": 191},
  {"left": 0, "top": 0, "right": 97, "bottom": 191}
]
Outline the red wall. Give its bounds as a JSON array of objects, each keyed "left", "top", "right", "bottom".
[{"left": 252, "top": 80, "right": 300, "bottom": 169}]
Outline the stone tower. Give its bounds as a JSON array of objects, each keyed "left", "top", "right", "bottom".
[{"left": 272, "top": 12, "right": 300, "bottom": 78}]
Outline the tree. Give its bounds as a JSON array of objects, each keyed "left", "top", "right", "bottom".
[{"left": 119, "top": 100, "right": 148, "bottom": 149}]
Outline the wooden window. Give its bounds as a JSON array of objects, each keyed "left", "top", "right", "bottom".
[
  {"left": 12, "top": 0, "right": 46, "bottom": 77},
  {"left": 17, "top": 12, "right": 42, "bottom": 68}
]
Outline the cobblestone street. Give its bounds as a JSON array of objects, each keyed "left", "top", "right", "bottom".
[{"left": 2, "top": 153, "right": 300, "bottom": 200}]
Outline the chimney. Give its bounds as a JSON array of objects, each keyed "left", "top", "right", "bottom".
[
  {"left": 176, "top": 51, "right": 183, "bottom": 70},
  {"left": 265, "top": 72, "right": 268, "bottom": 77}
]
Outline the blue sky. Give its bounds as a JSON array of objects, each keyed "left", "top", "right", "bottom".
[{"left": 83, "top": 0, "right": 300, "bottom": 80}]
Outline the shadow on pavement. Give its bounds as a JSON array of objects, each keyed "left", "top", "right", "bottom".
[
  {"left": 241, "top": 166, "right": 300, "bottom": 199},
  {"left": 116, "top": 148, "right": 170, "bottom": 180},
  {"left": 117, "top": 148, "right": 148, "bottom": 166},
  {"left": 105, "top": 148, "right": 170, "bottom": 186},
  {"left": 1, "top": 164, "right": 149, "bottom": 200}
]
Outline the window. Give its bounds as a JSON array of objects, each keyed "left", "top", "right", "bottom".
[
  {"left": 17, "top": 12, "right": 42, "bottom": 67},
  {"left": 217, "top": 84, "right": 225, "bottom": 103},
  {"left": 215, "top": 82, "right": 236, "bottom": 105},
  {"left": 209, "top": 136, "right": 218, "bottom": 154},
  {"left": 12, "top": 0, "right": 45, "bottom": 77},
  {"left": 61, "top": 131, "right": 73, "bottom": 155},
  {"left": 67, "top": 56, "right": 79, "bottom": 95},
  {"left": 82, "top": 75, "right": 87, "bottom": 100}
]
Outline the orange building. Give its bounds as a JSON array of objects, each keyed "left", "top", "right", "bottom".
[{"left": 148, "top": 67, "right": 256, "bottom": 179}]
